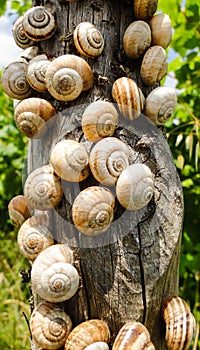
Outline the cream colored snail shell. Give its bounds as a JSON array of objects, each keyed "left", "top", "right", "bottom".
[
  {"left": 17, "top": 46, "right": 39, "bottom": 63},
  {"left": 89, "top": 137, "right": 130, "bottom": 186},
  {"left": 162, "top": 296, "right": 197, "bottom": 350},
  {"left": 123, "top": 21, "right": 151, "bottom": 59},
  {"left": 31, "top": 244, "right": 79, "bottom": 302},
  {"left": 74, "top": 22, "right": 104, "bottom": 58},
  {"left": 140, "top": 46, "right": 168, "bottom": 86},
  {"left": 8, "top": 195, "right": 31, "bottom": 227},
  {"left": 133, "top": 0, "right": 158, "bottom": 20},
  {"left": 24, "top": 164, "right": 63, "bottom": 210},
  {"left": 50, "top": 140, "right": 90, "bottom": 182},
  {"left": 1, "top": 61, "right": 33, "bottom": 100},
  {"left": 144, "top": 87, "right": 177, "bottom": 125},
  {"left": 82, "top": 101, "right": 118, "bottom": 142},
  {"left": 14, "top": 97, "right": 55, "bottom": 138},
  {"left": 65, "top": 319, "right": 110, "bottom": 350},
  {"left": 116, "top": 163, "right": 154, "bottom": 211},
  {"left": 26, "top": 54, "right": 51, "bottom": 92},
  {"left": 17, "top": 214, "right": 54, "bottom": 261},
  {"left": 22, "top": 6, "right": 56, "bottom": 41},
  {"left": 112, "top": 77, "right": 145, "bottom": 120},
  {"left": 149, "top": 14, "right": 172, "bottom": 49},
  {"left": 30, "top": 301, "right": 72, "bottom": 350},
  {"left": 12, "top": 16, "right": 35, "bottom": 49},
  {"left": 72, "top": 186, "right": 115, "bottom": 236},
  {"left": 85, "top": 342, "right": 109, "bottom": 350}
]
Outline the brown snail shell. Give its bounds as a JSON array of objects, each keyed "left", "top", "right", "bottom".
[
  {"left": 50, "top": 140, "right": 90, "bottom": 182},
  {"left": 8, "top": 195, "right": 31, "bottom": 227},
  {"left": 30, "top": 301, "right": 72, "bottom": 350},
  {"left": 149, "top": 14, "right": 172, "bottom": 49},
  {"left": 22, "top": 6, "right": 56, "bottom": 41},
  {"left": 85, "top": 342, "right": 109, "bottom": 350},
  {"left": 26, "top": 54, "right": 51, "bottom": 92},
  {"left": 24, "top": 164, "right": 63, "bottom": 210},
  {"left": 123, "top": 21, "right": 151, "bottom": 59},
  {"left": 12, "top": 16, "right": 35, "bottom": 49},
  {"left": 140, "top": 46, "right": 168, "bottom": 86},
  {"left": 82, "top": 101, "right": 118, "bottom": 142},
  {"left": 72, "top": 186, "right": 115, "bottom": 236},
  {"left": 133, "top": 0, "right": 158, "bottom": 20},
  {"left": 74, "top": 22, "right": 104, "bottom": 58},
  {"left": 65, "top": 319, "right": 110, "bottom": 350},
  {"left": 112, "top": 77, "right": 145, "bottom": 120}
]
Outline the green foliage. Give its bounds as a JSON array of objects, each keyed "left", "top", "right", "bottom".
[{"left": 0, "top": 0, "right": 31, "bottom": 16}]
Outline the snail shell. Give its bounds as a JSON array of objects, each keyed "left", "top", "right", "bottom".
[
  {"left": 112, "top": 77, "right": 145, "bottom": 120},
  {"left": 162, "top": 296, "right": 197, "bottom": 350},
  {"left": 26, "top": 54, "right": 51, "bottom": 92},
  {"left": 123, "top": 21, "right": 151, "bottom": 59},
  {"left": 50, "top": 140, "right": 90, "bottom": 182},
  {"left": 116, "top": 163, "right": 154, "bottom": 211},
  {"left": 24, "top": 164, "right": 63, "bottom": 210},
  {"left": 14, "top": 97, "right": 55, "bottom": 138},
  {"left": 89, "top": 137, "right": 130, "bottom": 186},
  {"left": 85, "top": 342, "right": 109, "bottom": 350},
  {"left": 12, "top": 16, "right": 35, "bottom": 49},
  {"left": 1, "top": 61, "right": 33, "bottom": 100},
  {"left": 72, "top": 186, "right": 115, "bottom": 236},
  {"left": 112, "top": 321, "right": 155, "bottom": 350},
  {"left": 144, "top": 87, "right": 177, "bottom": 125},
  {"left": 133, "top": 0, "right": 158, "bottom": 20},
  {"left": 65, "top": 319, "right": 110, "bottom": 350},
  {"left": 82, "top": 101, "right": 118, "bottom": 142},
  {"left": 17, "top": 214, "right": 54, "bottom": 261},
  {"left": 140, "top": 46, "right": 168, "bottom": 86},
  {"left": 74, "top": 22, "right": 104, "bottom": 58},
  {"left": 17, "top": 46, "right": 39, "bottom": 63},
  {"left": 31, "top": 244, "right": 79, "bottom": 302},
  {"left": 22, "top": 6, "right": 56, "bottom": 41},
  {"left": 8, "top": 195, "right": 31, "bottom": 227},
  {"left": 30, "top": 301, "right": 72, "bottom": 350},
  {"left": 149, "top": 14, "right": 172, "bottom": 49}
]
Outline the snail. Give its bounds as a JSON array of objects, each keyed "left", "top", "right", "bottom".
[
  {"left": 65, "top": 319, "right": 110, "bottom": 350},
  {"left": 73, "top": 22, "right": 104, "bottom": 58},
  {"left": 89, "top": 137, "right": 130, "bottom": 186},
  {"left": 22, "top": 6, "right": 56, "bottom": 41},
  {"left": 17, "top": 214, "right": 54, "bottom": 261},
  {"left": 45, "top": 54, "right": 94, "bottom": 100},
  {"left": 1, "top": 61, "right": 33, "bottom": 100},
  {"left": 112, "top": 321, "right": 155, "bottom": 350},
  {"left": 116, "top": 163, "right": 154, "bottom": 211},
  {"left": 85, "top": 342, "right": 109, "bottom": 350},
  {"left": 26, "top": 54, "right": 51, "bottom": 92},
  {"left": 112, "top": 77, "right": 145, "bottom": 120},
  {"left": 123, "top": 21, "right": 151, "bottom": 59},
  {"left": 30, "top": 301, "right": 72, "bottom": 350},
  {"left": 14, "top": 97, "right": 55, "bottom": 138},
  {"left": 162, "top": 295, "right": 197, "bottom": 350},
  {"left": 31, "top": 244, "right": 79, "bottom": 302},
  {"left": 17, "top": 46, "right": 39, "bottom": 63},
  {"left": 72, "top": 186, "right": 115, "bottom": 236},
  {"left": 24, "top": 164, "right": 63, "bottom": 210},
  {"left": 149, "top": 14, "right": 172, "bottom": 49},
  {"left": 144, "top": 87, "right": 177, "bottom": 125},
  {"left": 140, "top": 46, "right": 168, "bottom": 86},
  {"left": 50, "top": 140, "right": 90, "bottom": 182},
  {"left": 8, "top": 195, "right": 31, "bottom": 227},
  {"left": 12, "top": 16, "right": 35, "bottom": 49},
  {"left": 133, "top": 0, "right": 158, "bottom": 20},
  {"left": 82, "top": 101, "right": 118, "bottom": 142}
]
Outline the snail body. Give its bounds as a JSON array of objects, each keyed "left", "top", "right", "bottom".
[
  {"left": 149, "top": 14, "right": 172, "bottom": 49},
  {"left": 12, "top": 16, "right": 35, "bottom": 49},
  {"left": 123, "top": 21, "right": 151, "bottom": 59},
  {"left": 26, "top": 54, "right": 50, "bottom": 92},
  {"left": 8, "top": 195, "right": 31, "bottom": 227},
  {"left": 140, "top": 46, "right": 168, "bottom": 86},
  {"left": 85, "top": 342, "right": 109, "bottom": 350},
  {"left": 74, "top": 22, "right": 104, "bottom": 58},
  {"left": 133, "top": 0, "right": 158, "bottom": 20}
]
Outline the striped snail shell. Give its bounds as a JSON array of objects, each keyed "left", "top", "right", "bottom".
[
  {"left": 144, "top": 87, "right": 177, "bottom": 125},
  {"left": 12, "top": 16, "right": 35, "bottom": 49},
  {"left": 14, "top": 97, "right": 55, "bottom": 138},
  {"left": 17, "top": 214, "right": 54, "bottom": 261},
  {"left": 140, "top": 46, "right": 168, "bottom": 86},
  {"left": 112, "top": 77, "right": 145, "bottom": 120},
  {"left": 74, "top": 22, "right": 104, "bottom": 58},
  {"left": 26, "top": 54, "right": 51, "bottom": 92},
  {"left": 65, "top": 319, "right": 110, "bottom": 350},
  {"left": 24, "top": 164, "right": 63, "bottom": 210},
  {"left": 116, "top": 163, "right": 154, "bottom": 211},
  {"left": 31, "top": 244, "right": 79, "bottom": 302},
  {"left": 8, "top": 195, "right": 31, "bottom": 227},
  {"left": 162, "top": 296, "right": 197, "bottom": 350},
  {"left": 89, "top": 137, "right": 130, "bottom": 186},
  {"left": 1, "top": 61, "right": 33, "bottom": 100},
  {"left": 85, "top": 342, "right": 109, "bottom": 350},
  {"left": 30, "top": 301, "right": 72, "bottom": 350},
  {"left": 72, "top": 186, "right": 115, "bottom": 236},
  {"left": 82, "top": 101, "right": 118, "bottom": 142},
  {"left": 50, "top": 140, "right": 90, "bottom": 182},
  {"left": 123, "top": 21, "right": 151, "bottom": 59},
  {"left": 149, "top": 14, "right": 172, "bottom": 49},
  {"left": 22, "top": 6, "right": 56, "bottom": 41},
  {"left": 133, "top": 0, "right": 158, "bottom": 20}
]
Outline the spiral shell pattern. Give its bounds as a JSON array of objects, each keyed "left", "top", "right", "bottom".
[
  {"left": 134, "top": 0, "right": 158, "bottom": 20},
  {"left": 140, "top": 46, "right": 168, "bottom": 86},
  {"left": 149, "top": 14, "right": 172, "bottom": 49},
  {"left": 8, "top": 195, "right": 30, "bottom": 227},
  {"left": 30, "top": 301, "right": 72, "bottom": 350},
  {"left": 74, "top": 22, "right": 104, "bottom": 57},
  {"left": 123, "top": 21, "right": 151, "bottom": 59},
  {"left": 12, "top": 16, "right": 35, "bottom": 49},
  {"left": 27, "top": 54, "right": 50, "bottom": 92}
]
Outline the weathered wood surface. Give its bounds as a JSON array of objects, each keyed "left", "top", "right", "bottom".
[{"left": 29, "top": 0, "right": 183, "bottom": 348}]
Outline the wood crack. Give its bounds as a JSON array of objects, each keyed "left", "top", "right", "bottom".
[{"left": 137, "top": 223, "right": 147, "bottom": 324}]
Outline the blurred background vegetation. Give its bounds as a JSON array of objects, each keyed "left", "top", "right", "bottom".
[{"left": 0, "top": 0, "right": 199, "bottom": 348}]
